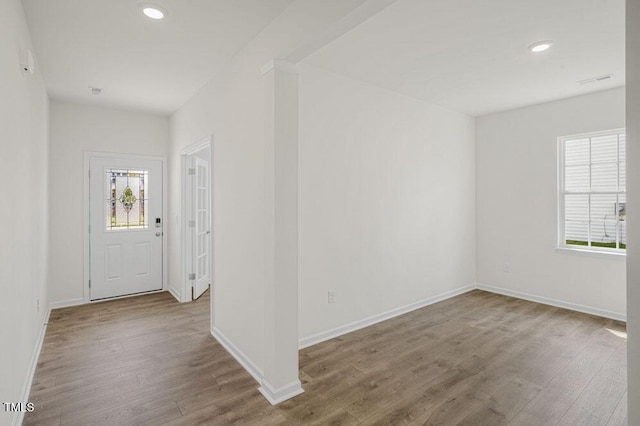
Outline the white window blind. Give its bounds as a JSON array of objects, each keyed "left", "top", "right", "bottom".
[{"left": 559, "top": 129, "right": 626, "bottom": 251}]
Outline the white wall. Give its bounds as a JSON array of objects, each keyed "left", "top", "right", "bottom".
[
  {"left": 298, "top": 64, "right": 476, "bottom": 340},
  {"left": 169, "top": 0, "right": 372, "bottom": 383},
  {"left": 48, "top": 101, "right": 169, "bottom": 304},
  {"left": 169, "top": 51, "right": 267, "bottom": 374},
  {"left": 626, "top": 0, "right": 639, "bottom": 422},
  {"left": 0, "top": 1, "right": 49, "bottom": 425},
  {"left": 476, "top": 87, "right": 626, "bottom": 319}
]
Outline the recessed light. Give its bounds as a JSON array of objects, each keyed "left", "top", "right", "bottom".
[
  {"left": 528, "top": 40, "right": 553, "bottom": 53},
  {"left": 141, "top": 4, "right": 166, "bottom": 20}
]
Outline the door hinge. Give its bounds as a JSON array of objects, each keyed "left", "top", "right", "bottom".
[
  {"left": 88, "top": 280, "right": 91, "bottom": 288},
  {"left": 188, "top": 168, "right": 196, "bottom": 176},
  {"left": 188, "top": 220, "right": 196, "bottom": 228},
  {"left": 189, "top": 273, "right": 196, "bottom": 280},
  {"left": 88, "top": 169, "right": 91, "bottom": 178}
]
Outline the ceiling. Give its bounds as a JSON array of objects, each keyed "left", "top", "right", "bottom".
[
  {"left": 306, "top": 0, "right": 625, "bottom": 117},
  {"left": 21, "top": 0, "right": 294, "bottom": 115},
  {"left": 22, "top": 0, "right": 624, "bottom": 117}
]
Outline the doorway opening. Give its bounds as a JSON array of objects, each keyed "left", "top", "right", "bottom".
[{"left": 181, "top": 137, "right": 212, "bottom": 302}]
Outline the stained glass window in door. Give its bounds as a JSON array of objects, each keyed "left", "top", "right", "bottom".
[{"left": 105, "top": 169, "right": 149, "bottom": 230}]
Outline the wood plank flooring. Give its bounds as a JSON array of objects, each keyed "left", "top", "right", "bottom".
[{"left": 24, "top": 290, "right": 627, "bottom": 425}]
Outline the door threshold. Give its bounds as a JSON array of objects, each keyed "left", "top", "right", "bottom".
[{"left": 90, "top": 288, "right": 165, "bottom": 304}]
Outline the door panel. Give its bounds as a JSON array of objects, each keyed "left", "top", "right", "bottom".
[
  {"left": 105, "top": 245, "right": 122, "bottom": 280},
  {"left": 134, "top": 242, "right": 151, "bottom": 276},
  {"left": 90, "top": 157, "right": 163, "bottom": 300},
  {"left": 193, "top": 156, "right": 210, "bottom": 300}
]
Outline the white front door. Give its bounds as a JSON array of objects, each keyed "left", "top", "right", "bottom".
[
  {"left": 192, "top": 156, "right": 210, "bottom": 299},
  {"left": 90, "top": 157, "right": 163, "bottom": 300}
]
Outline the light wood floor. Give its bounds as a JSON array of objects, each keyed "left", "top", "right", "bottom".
[{"left": 24, "top": 289, "right": 627, "bottom": 425}]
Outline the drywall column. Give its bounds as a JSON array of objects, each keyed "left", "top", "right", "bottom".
[
  {"left": 627, "top": 0, "right": 639, "bottom": 422},
  {"left": 260, "top": 60, "right": 304, "bottom": 404}
]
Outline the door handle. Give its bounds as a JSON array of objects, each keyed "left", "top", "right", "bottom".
[
  {"left": 155, "top": 232, "right": 163, "bottom": 237},
  {"left": 206, "top": 230, "right": 211, "bottom": 234}
]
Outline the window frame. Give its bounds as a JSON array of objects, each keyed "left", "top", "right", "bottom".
[{"left": 557, "top": 128, "right": 626, "bottom": 255}]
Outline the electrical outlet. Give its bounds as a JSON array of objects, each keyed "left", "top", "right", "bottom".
[
  {"left": 503, "top": 262, "right": 510, "bottom": 273},
  {"left": 328, "top": 290, "right": 336, "bottom": 304}
]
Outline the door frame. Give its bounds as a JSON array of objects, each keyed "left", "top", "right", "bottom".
[
  {"left": 180, "top": 136, "right": 213, "bottom": 303},
  {"left": 83, "top": 151, "right": 168, "bottom": 304}
]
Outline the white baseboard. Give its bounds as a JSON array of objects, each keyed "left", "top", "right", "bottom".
[
  {"left": 298, "top": 284, "right": 476, "bottom": 349},
  {"left": 211, "top": 327, "right": 304, "bottom": 405},
  {"left": 475, "top": 282, "right": 626, "bottom": 322},
  {"left": 49, "top": 298, "right": 85, "bottom": 310},
  {"left": 12, "top": 308, "right": 51, "bottom": 426},
  {"left": 258, "top": 380, "right": 304, "bottom": 405},
  {"left": 211, "top": 327, "right": 264, "bottom": 384},
  {"left": 168, "top": 286, "right": 182, "bottom": 303}
]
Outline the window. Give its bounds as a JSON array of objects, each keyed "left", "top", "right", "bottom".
[
  {"left": 105, "top": 169, "right": 149, "bottom": 230},
  {"left": 559, "top": 129, "right": 626, "bottom": 252}
]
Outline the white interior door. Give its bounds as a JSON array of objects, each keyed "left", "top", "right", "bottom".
[
  {"left": 90, "top": 157, "right": 163, "bottom": 300},
  {"left": 192, "top": 156, "right": 210, "bottom": 299}
]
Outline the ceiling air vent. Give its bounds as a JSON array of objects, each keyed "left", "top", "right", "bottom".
[
  {"left": 88, "top": 86, "right": 103, "bottom": 95},
  {"left": 577, "top": 74, "right": 614, "bottom": 85}
]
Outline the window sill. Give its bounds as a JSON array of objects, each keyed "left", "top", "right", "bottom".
[{"left": 555, "top": 247, "right": 626, "bottom": 260}]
